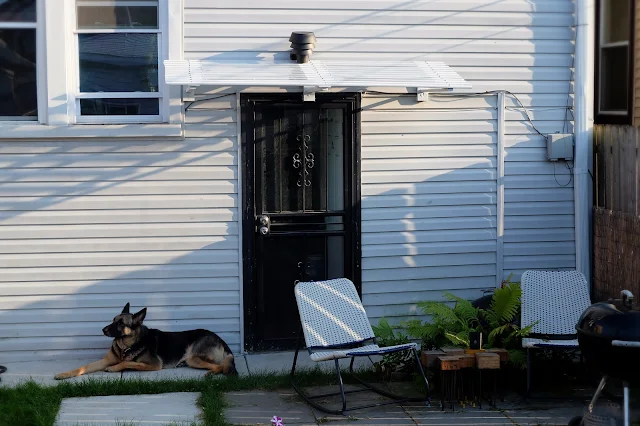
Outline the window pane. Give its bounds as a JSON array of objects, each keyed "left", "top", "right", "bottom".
[
  {"left": 0, "top": 0, "right": 36, "bottom": 22},
  {"left": 602, "top": 0, "right": 629, "bottom": 44},
  {"left": 80, "top": 98, "right": 160, "bottom": 116},
  {"left": 600, "top": 45, "right": 629, "bottom": 112},
  {"left": 77, "top": 6, "right": 158, "bottom": 29},
  {"left": 79, "top": 33, "right": 158, "bottom": 93},
  {"left": 0, "top": 29, "right": 37, "bottom": 117}
]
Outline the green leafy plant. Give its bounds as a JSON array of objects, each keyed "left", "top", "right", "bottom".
[
  {"left": 402, "top": 292, "right": 483, "bottom": 350},
  {"left": 371, "top": 318, "right": 414, "bottom": 374},
  {"left": 378, "top": 278, "right": 537, "bottom": 370},
  {"left": 484, "top": 280, "right": 532, "bottom": 348}
]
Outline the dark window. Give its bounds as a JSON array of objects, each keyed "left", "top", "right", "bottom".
[
  {"left": 596, "top": 0, "right": 634, "bottom": 124},
  {"left": 0, "top": 0, "right": 37, "bottom": 119},
  {"left": 78, "top": 33, "right": 159, "bottom": 93},
  {"left": 76, "top": 1, "right": 161, "bottom": 118},
  {"left": 0, "top": 0, "right": 36, "bottom": 22},
  {"left": 77, "top": 5, "right": 158, "bottom": 29},
  {"left": 80, "top": 98, "right": 159, "bottom": 116}
]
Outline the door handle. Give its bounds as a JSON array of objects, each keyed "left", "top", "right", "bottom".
[{"left": 258, "top": 215, "right": 271, "bottom": 235}]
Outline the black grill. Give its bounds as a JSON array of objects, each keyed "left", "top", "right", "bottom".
[
  {"left": 570, "top": 291, "right": 639, "bottom": 426},
  {"left": 576, "top": 300, "right": 640, "bottom": 384}
]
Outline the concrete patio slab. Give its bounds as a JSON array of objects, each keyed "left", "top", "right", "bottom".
[
  {"left": 314, "top": 406, "right": 416, "bottom": 425},
  {"left": 311, "top": 403, "right": 415, "bottom": 425},
  {"left": 406, "top": 410, "right": 513, "bottom": 425},
  {"left": 54, "top": 392, "right": 201, "bottom": 426},
  {"left": 500, "top": 407, "right": 580, "bottom": 426},
  {"left": 0, "top": 358, "right": 117, "bottom": 388},
  {"left": 121, "top": 354, "right": 250, "bottom": 380},
  {"left": 0, "top": 355, "right": 251, "bottom": 387},
  {"left": 223, "top": 386, "right": 586, "bottom": 426},
  {"left": 224, "top": 390, "right": 316, "bottom": 425},
  {"left": 245, "top": 351, "right": 378, "bottom": 375}
]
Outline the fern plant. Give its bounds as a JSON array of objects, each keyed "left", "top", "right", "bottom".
[
  {"left": 381, "top": 278, "right": 538, "bottom": 370},
  {"left": 405, "top": 292, "right": 484, "bottom": 349},
  {"left": 371, "top": 318, "right": 414, "bottom": 374},
  {"left": 485, "top": 281, "right": 531, "bottom": 347}
]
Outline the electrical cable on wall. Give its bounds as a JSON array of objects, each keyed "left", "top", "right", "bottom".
[
  {"left": 364, "top": 89, "right": 575, "bottom": 188},
  {"left": 184, "top": 93, "right": 235, "bottom": 113},
  {"left": 554, "top": 161, "right": 573, "bottom": 187}
]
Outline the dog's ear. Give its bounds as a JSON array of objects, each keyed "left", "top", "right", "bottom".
[
  {"left": 121, "top": 303, "right": 130, "bottom": 314},
  {"left": 132, "top": 307, "right": 147, "bottom": 325}
]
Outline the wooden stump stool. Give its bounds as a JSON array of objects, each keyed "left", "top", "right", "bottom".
[
  {"left": 475, "top": 352, "right": 500, "bottom": 408},
  {"left": 421, "top": 350, "right": 444, "bottom": 370},
  {"left": 438, "top": 356, "right": 461, "bottom": 411},
  {"left": 442, "top": 347, "right": 465, "bottom": 356},
  {"left": 486, "top": 348, "right": 508, "bottom": 401},
  {"left": 457, "top": 354, "right": 477, "bottom": 408}
]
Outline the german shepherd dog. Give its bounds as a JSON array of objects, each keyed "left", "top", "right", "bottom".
[{"left": 54, "top": 303, "right": 237, "bottom": 380}]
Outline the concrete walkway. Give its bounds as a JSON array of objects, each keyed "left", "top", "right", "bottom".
[
  {"left": 55, "top": 392, "right": 202, "bottom": 426},
  {"left": 0, "top": 352, "right": 631, "bottom": 426},
  {"left": 0, "top": 351, "right": 371, "bottom": 387}
]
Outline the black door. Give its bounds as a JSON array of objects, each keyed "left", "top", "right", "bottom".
[{"left": 242, "top": 94, "right": 361, "bottom": 351}]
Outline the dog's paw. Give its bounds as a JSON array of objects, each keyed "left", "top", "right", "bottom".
[
  {"left": 104, "top": 366, "right": 119, "bottom": 373},
  {"left": 54, "top": 373, "right": 70, "bottom": 380}
]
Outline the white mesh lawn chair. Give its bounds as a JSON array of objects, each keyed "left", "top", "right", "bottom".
[
  {"left": 521, "top": 270, "right": 592, "bottom": 394},
  {"left": 291, "top": 278, "right": 430, "bottom": 415}
]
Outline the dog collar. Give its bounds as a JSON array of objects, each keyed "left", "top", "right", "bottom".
[{"left": 122, "top": 344, "right": 145, "bottom": 361}]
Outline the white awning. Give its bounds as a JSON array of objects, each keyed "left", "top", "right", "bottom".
[{"left": 163, "top": 59, "right": 471, "bottom": 101}]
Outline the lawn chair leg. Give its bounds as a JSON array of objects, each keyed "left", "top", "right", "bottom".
[
  {"left": 526, "top": 348, "right": 531, "bottom": 397},
  {"left": 623, "top": 381, "right": 630, "bottom": 426},
  {"left": 291, "top": 331, "right": 351, "bottom": 416},
  {"left": 290, "top": 328, "right": 303, "bottom": 379},
  {"left": 335, "top": 359, "right": 347, "bottom": 414},
  {"left": 294, "top": 345, "right": 431, "bottom": 415},
  {"left": 588, "top": 376, "right": 607, "bottom": 413},
  {"left": 412, "top": 348, "right": 431, "bottom": 407}
]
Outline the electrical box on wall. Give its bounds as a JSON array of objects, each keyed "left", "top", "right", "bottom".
[{"left": 546, "top": 133, "right": 573, "bottom": 161}]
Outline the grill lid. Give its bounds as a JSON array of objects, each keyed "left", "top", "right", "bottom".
[{"left": 576, "top": 302, "right": 640, "bottom": 342}]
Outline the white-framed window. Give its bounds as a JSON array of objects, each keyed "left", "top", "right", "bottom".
[
  {"left": 596, "top": 0, "right": 631, "bottom": 120},
  {"left": 70, "top": 0, "right": 168, "bottom": 124},
  {"left": 0, "top": 0, "right": 38, "bottom": 121}
]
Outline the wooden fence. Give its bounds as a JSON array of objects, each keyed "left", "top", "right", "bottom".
[
  {"left": 593, "top": 208, "right": 640, "bottom": 302},
  {"left": 594, "top": 124, "right": 640, "bottom": 213},
  {"left": 593, "top": 124, "right": 640, "bottom": 302}
]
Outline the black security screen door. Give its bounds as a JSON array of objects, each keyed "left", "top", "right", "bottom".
[{"left": 242, "top": 94, "right": 361, "bottom": 351}]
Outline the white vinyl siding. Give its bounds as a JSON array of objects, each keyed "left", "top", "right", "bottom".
[
  {"left": 0, "top": 0, "right": 577, "bottom": 360},
  {"left": 360, "top": 95, "right": 499, "bottom": 323},
  {"left": 0, "top": 94, "right": 241, "bottom": 362},
  {"left": 181, "top": 0, "right": 576, "bottom": 324},
  {"left": 503, "top": 101, "right": 576, "bottom": 280},
  {"left": 360, "top": 93, "right": 575, "bottom": 325}
]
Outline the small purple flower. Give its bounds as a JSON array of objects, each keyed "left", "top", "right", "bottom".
[{"left": 271, "top": 415, "right": 284, "bottom": 426}]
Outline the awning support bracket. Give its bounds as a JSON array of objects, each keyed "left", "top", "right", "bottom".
[
  {"left": 416, "top": 88, "right": 429, "bottom": 102},
  {"left": 302, "top": 86, "right": 331, "bottom": 102},
  {"left": 184, "top": 85, "right": 198, "bottom": 102}
]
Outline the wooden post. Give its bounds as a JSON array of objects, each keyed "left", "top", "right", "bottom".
[
  {"left": 603, "top": 125, "right": 612, "bottom": 210},
  {"left": 595, "top": 125, "right": 604, "bottom": 208},
  {"left": 636, "top": 126, "right": 639, "bottom": 215},
  {"left": 624, "top": 126, "right": 636, "bottom": 214},
  {"left": 613, "top": 126, "right": 621, "bottom": 212}
]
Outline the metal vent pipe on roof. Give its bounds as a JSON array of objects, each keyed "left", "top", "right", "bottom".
[{"left": 289, "top": 32, "right": 316, "bottom": 64}]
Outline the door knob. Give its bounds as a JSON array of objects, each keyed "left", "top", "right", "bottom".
[{"left": 258, "top": 215, "right": 271, "bottom": 235}]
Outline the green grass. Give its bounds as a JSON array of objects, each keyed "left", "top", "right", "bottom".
[{"left": 0, "top": 369, "right": 341, "bottom": 426}]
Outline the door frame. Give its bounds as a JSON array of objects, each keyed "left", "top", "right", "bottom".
[{"left": 240, "top": 93, "right": 362, "bottom": 352}]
